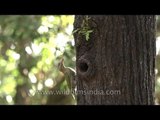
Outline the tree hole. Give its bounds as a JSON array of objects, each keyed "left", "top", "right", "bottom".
[{"left": 79, "top": 62, "right": 89, "bottom": 73}]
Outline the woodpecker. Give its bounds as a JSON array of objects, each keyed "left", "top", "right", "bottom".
[{"left": 58, "top": 58, "right": 76, "bottom": 100}]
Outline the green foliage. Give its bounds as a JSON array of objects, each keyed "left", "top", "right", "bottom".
[
  {"left": 0, "top": 15, "right": 75, "bottom": 104},
  {"left": 73, "top": 16, "right": 93, "bottom": 41}
]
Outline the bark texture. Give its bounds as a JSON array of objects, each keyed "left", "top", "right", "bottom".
[{"left": 73, "top": 15, "right": 155, "bottom": 105}]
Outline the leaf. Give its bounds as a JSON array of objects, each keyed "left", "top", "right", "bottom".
[
  {"left": 87, "top": 30, "right": 93, "bottom": 33},
  {"left": 85, "top": 30, "right": 93, "bottom": 41},
  {"left": 85, "top": 33, "right": 89, "bottom": 41},
  {"left": 72, "top": 28, "right": 80, "bottom": 34},
  {"left": 79, "top": 30, "right": 86, "bottom": 34}
]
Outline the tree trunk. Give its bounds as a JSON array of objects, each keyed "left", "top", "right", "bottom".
[{"left": 73, "top": 15, "right": 156, "bottom": 105}]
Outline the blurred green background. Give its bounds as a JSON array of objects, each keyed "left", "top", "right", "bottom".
[
  {"left": 0, "top": 15, "right": 160, "bottom": 105},
  {"left": 0, "top": 15, "right": 76, "bottom": 105}
]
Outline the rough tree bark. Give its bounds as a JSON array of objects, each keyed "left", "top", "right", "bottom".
[{"left": 73, "top": 15, "right": 156, "bottom": 105}]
